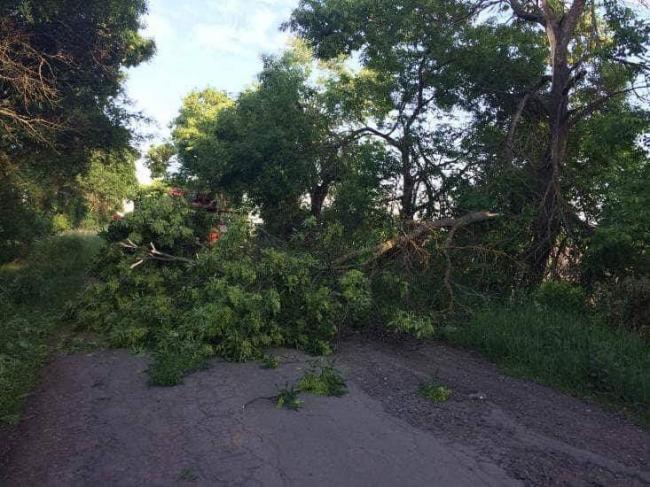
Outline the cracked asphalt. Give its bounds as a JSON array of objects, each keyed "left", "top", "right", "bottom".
[{"left": 1, "top": 338, "right": 649, "bottom": 486}]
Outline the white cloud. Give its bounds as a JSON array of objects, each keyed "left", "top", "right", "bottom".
[
  {"left": 191, "top": 1, "right": 293, "bottom": 55},
  {"left": 143, "top": 11, "right": 173, "bottom": 43}
]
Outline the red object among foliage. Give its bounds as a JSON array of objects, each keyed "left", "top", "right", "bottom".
[
  {"left": 169, "top": 187, "right": 187, "bottom": 198},
  {"left": 208, "top": 229, "right": 220, "bottom": 245},
  {"left": 111, "top": 214, "right": 124, "bottom": 221}
]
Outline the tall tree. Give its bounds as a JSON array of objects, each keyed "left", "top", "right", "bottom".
[
  {"left": 493, "top": 0, "right": 649, "bottom": 280},
  {"left": 287, "top": 0, "right": 545, "bottom": 223},
  {"left": 0, "top": 0, "right": 154, "bottom": 151},
  {"left": 289, "top": 0, "right": 650, "bottom": 281},
  {"left": 167, "top": 45, "right": 358, "bottom": 234},
  {"left": 0, "top": 0, "right": 154, "bottom": 259},
  {"left": 288, "top": 0, "right": 474, "bottom": 221}
]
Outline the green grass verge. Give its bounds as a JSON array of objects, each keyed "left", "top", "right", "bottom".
[
  {"left": 0, "top": 233, "right": 103, "bottom": 424},
  {"left": 446, "top": 303, "right": 650, "bottom": 425}
]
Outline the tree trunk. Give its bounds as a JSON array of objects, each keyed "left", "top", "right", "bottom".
[
  {"left": 525, "top": 5, "right": 582, "bottom": 284},
  {"left": 310, "top": 183, "right": 329, "bottom": 219},
  {"left": 528, "top": 82, "right": 570, "bottom": 282}
]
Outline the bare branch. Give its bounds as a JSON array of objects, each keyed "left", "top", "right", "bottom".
[
  {"left": 333, "top": 211, "right": 500, "bottom": 268},
  {"left": 569, "top": 84, "right": 650, "bottom": 125},
  {"left": 119, "top": 241, "right": 196, "bottom": 267},
  {"left": 505, "top": 76, "right": 552, "bottom": 164},
  {"left": 508, "top": 0, "right": 545, "bottom": 25},
  {"left": 0, "top": 19, "right": 70, "bottom": 142}
]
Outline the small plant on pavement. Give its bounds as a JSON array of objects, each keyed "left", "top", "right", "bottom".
[
  {"left": 420, "top": 379, "right": 453, "bottom": 402},
  {"left": 276, "top": 384, "right": 303, "bottom": 411},
  {"left": 298, "top": 365, "right": 347, "bottom": 397}
]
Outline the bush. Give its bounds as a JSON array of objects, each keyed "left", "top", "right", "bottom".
[
  {"left": 594, "top": 277, "right": 650, "bottom": 339},
  {"left": 387, "top": 310, "right": 436, "bottom": 339},
  {"left": 52, "top": 214, "right": 72, "bottom": 233},
  {"left": 533, "top": 280, "right": 586, "bottom": 313}
]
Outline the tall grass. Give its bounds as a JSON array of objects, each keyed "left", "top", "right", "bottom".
[
  {"left": 0, "top": 233, "right": 103, "bottom": 424},
  {"left": 447, "top": 303, "right": 650, "bottom": 425}
]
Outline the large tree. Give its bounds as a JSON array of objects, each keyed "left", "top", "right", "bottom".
[
  {"left": 480, "top": 0, "right": 648, "bottom": 280},
  {"left": 287, "top": 1, "right": 549, "bottom": 224},
  {"left": 288, "top": 0, "right": 650, "bottom": 281},
  {"left": 0, "top": 0, "right": 154, "bottom": 151},
  {"left": 287, "top": 0, "right": 473, "bottom": 221},
  {"left": 0, "top": 0, "right": 154, "bottom": 259},
  {"left": 164, "top": 45, "right": 362, "bottom": 235}
]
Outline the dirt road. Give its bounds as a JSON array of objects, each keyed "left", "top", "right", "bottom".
[{"left": 2, "top": 338, "right": 648, "bottom": 486}]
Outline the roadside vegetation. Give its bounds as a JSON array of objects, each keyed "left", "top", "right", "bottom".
[
  {"left": 447, "top": 298, "right": 650, "bottom": 425},
  {"left": 1, "top": 0, "right": 649, "bottom": 427},
  {"left": 0, "top": 234, "right": 103, "bottom": 424}
]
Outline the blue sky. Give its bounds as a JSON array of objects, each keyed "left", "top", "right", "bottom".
[{"left": 125, "top": 0, "right": 299, "bottom": 181}]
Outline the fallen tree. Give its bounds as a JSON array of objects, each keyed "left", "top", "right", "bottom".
[{"left": 333, "top": 211, "right": 500, "bottom": 268}]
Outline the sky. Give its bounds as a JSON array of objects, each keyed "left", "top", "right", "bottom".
[{"left": 125, "top": 0, "right": 300, "bottom": 182}]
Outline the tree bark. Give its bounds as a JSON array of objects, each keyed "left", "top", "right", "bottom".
[{"left": 310, "top": 183, "right": 329, "bottom": 219}]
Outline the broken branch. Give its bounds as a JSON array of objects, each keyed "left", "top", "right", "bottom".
[{"left": 333, "top": 211, "right": 500, "bottom": 268}]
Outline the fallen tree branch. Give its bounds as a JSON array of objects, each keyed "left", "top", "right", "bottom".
[
  {"left": 119, "top": 240, "right": 196, "bottom": 267},
  {"left": 333, "top": 211, "right": 500, "bottom": 268}
]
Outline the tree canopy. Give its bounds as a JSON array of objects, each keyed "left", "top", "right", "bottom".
[{"left": 0, "top": 0, "right": 154, "bottom": 260}]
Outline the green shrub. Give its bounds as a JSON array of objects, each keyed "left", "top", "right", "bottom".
[
  {"left": 339, "top": 270, "right": 372, "bottom": 326},
  {"left": 387, "top": 310, "right": 436, "bottom": 339},
  {"left": 594, "top": 277, "right": 650, "bottom": 339},
  {"left": 533, "top": 280, "right": 586, "bottom": 313},
  {"left": 52, "top": 214, "right": 72, "bottom": 233}
]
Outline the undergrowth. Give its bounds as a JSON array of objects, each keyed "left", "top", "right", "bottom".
[
  {"left": 446, "top": 302, "right": 650, "bottom": 425},
  {"left": 261, "top": 354, "right": 280, "bottom": 369},
  {"left": 0, "top": 233, "right": 103, "bottom": 424},
  {"left": 275, "top": 364, "right": 348, "bottom": 411}
]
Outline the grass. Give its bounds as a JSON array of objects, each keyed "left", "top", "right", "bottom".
[
  {"left": 177, "top": 468, "right": 199, "bottom": 482},
  {"left": 0, "top": 233, "right": 103, "bottom": 424},
  {"left": 149, "top": 348, "right": 209, "bottom": 387},
  {"left": 446, "top": 303, "right": 650, "bottom": 425},
  {"left": 260, "top": 354, "right": 280, "bottom": 369}
]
